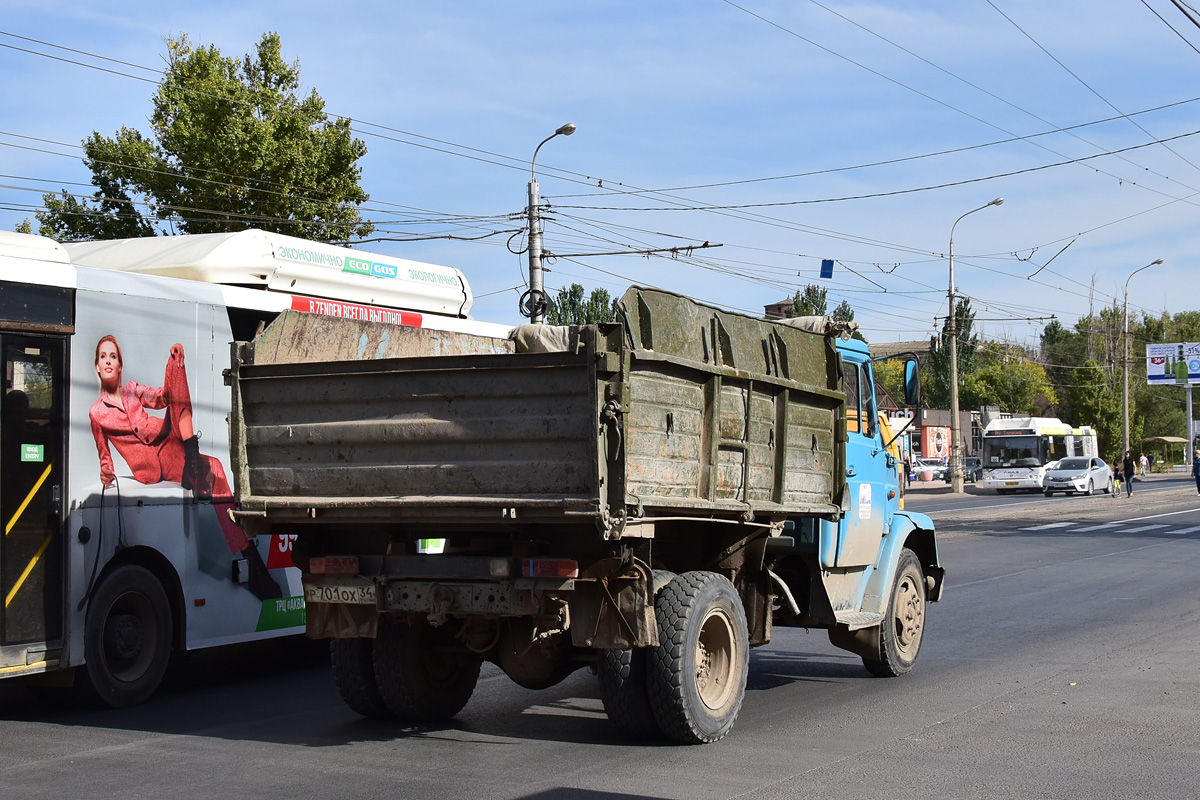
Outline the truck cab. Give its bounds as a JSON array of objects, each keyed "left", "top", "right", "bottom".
[{"left": 769, "top": 338, "right": 942, "bottom": 676}]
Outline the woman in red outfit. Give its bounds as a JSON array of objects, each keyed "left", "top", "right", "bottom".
[{"left": 89, "top": 335, "right": 280, "bottom": 601}]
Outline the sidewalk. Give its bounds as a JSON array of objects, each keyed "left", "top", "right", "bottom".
[{"left": 902, "top": 470, "right": 1194, "bottom": 495}]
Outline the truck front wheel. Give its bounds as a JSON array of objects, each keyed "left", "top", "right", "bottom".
[
  {"left": 646, "top": 571, "right": 749, "bottom": 744},
  {"left": 330, "top": 637, "right": 392, "bottom": 718},
  {"left": 863, "top": 548, "right": 926, "bottom": 677},
  {"left": 372, "top": 615, "right": 481, "bottom": 722}
]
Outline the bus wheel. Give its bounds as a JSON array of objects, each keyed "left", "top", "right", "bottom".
[
  {"left": 646, "top": 572, "right": 748, "bottom": 744},
  {"left": 80, "top": 564, "right": 172, "bottom": 708},
  {"left": 864, "top": 548, "right": 926, "bottom": 678},
  {"left": 372, "top": 615, "right": 481, "bottom": 722},
  {"left": 330, "top": 638, "right": 392, "bottom": 718}
]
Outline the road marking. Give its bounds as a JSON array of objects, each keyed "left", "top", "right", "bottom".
[
  {"left": 1019, "top": 522, "right": 1076, "bottom": 530},
  {"left": 1167, "top": 525, "right": 1200, "bottom": 535},
  {"left": 1073, "top": 523, "right": 1120, "bottom": 532},
  {"left": 1122, "top": 507, "right": 1200, "bottom": 523},
  {"left": 1117, "top": 524, "right": 1168, "bottom": 534}
]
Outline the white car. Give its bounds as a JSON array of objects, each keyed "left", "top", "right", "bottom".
[
  {"left": 915, "top": 458, "right": 948, "bottom": 480},
  {"left": 1042, "top": 456, "right": 1113, "bottom": 497}
]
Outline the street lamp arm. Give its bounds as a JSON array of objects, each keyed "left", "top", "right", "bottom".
[
  {"left": 1124, "top": 258, "right": 1164, "bottom": 297},
  {"left": 530, "top": 122, "right": 577, "bottom": 182}
]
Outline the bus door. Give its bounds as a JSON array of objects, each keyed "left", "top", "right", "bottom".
[{"left": 1, "top": 334, "right": 66, "bottom": 672}]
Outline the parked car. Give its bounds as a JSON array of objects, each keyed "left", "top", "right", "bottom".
[
  {"left": 915, "top": 457, "right": 948, "bottom": 480},
  {"left": 943, "top": 457, "right": 983, "bottom": 483},
  {"left": 1042, "top": 456, "right": 1113, "bottom": 497}
]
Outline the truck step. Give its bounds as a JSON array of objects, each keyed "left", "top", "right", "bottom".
[{"left": 834, "top": 611, "right": 884, "bottom": 630}]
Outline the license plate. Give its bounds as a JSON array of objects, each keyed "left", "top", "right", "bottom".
[
  {"left": 1005, "top": 482, "right": 1018, "bottom": 486},
  {"left": 304, "top": 579, "right": 377, "bottom": 605}
]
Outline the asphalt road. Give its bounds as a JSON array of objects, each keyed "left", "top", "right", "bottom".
[{"left": 2, "top": 475, "right": 1198, "bottom": 799}]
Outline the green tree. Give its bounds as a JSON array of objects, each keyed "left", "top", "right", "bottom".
[
  {"left": 925, "top": 297, "right": 978, "bottom": 409},
  {"left": 831, "top": 298, "right": 867, "bottom": 343},
  {"left": 14, "top": 220, "right": 31, "bottom": 234},
  {"left": 787, "top": 284, "right": 828, "bottom": 317},
  {"left": 38, "top": 32, "right": 371, "bottom": 242},
  {"left": 1063, "top": 360, "right": 1121, "bottom": 460},
  {"left": 547, "top": 284, "right": 617, "bottom": 325}
]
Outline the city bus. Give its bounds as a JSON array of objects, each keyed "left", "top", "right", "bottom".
[
  {"left": 0, "top": 229, "right": 510, "bottom": 706},
  {"left": 979, "top": 416, "right": 1098, "bottom": 494}
]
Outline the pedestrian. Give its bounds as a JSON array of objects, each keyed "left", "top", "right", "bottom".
[
  {"left": 1112, "top": 461, "right": 1122, "bottom": 499},
  {"left": 1148, "top": 452, "right": 1155, "bottom": 472},
  {"left": 1122, "top": 450, "right": 1136, "bottom": 497},
  {"left": 1192, "top": 449, "right": 1200, "bottom": 496},
  {"left": 1139, "top": 452, "right": 1148, "bottom": 476}
]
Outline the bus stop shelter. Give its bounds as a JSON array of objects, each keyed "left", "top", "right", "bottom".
[{"left": 1141, "top": 436, "right": 1189, "bottom": 471}]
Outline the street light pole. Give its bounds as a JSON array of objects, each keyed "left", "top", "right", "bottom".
[
  {"left": 947, "top": 197, "right": 1003, "bottom": 494},
  {"left": 1122, "top": 258, "right": 1164, "bottom": 455},
  {"left": 523, "top": 122, "right": 576, "bottom": 324}
]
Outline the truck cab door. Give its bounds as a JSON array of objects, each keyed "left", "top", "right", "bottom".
[
  {"left": 834, "top": 358, "right": 890, "bottom": 567},
  {"left": 0, "top": 334, "right": 66, "bottom": 674}
]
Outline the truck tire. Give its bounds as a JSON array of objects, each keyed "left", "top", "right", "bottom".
[
  {"left": 597, "top": 648, "right": 660, "bottom": 739},
  {"left": 79, "top": 564, "right": 173, "bottom": 708},
  {"left": 330, "top": 638, "right": 392, "bottom": 718},
  {"left": 596, "top": 569, "right": 675, "bottom": 739},
  {"left": 646, "top": 571, "right": 749, "bottom": 744},
  {"left": 863, "top": 548, "right": 926, "bottom": 678},
  {"left": 372, "top": 615, "right": 481, "bottom": 722}
]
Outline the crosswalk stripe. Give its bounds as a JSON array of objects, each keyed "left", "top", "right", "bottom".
[
  {"left": 1018, "top": 522, "right": 1076, "bottom": 531},
  {"left": 1167, "top": 525, "right": 1200, "bottom": 535},
  {"left": 1118, "top": 524, "right": 1168, "bottom": 534},
  {"left": 1073, "top": 523, "right": 1120, "bottom": 532}
]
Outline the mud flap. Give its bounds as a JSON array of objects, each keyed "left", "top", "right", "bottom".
[
  {"left": 569, "top": 557, "right": 657, "bottom": 649},
  {"left": 827, "top": 624, "right": 882, "bottom": 661},
  {"left": 306, "top": 602, "right": 378, "bottom": 639}
]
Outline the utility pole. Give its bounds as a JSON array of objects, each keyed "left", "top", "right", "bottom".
[
  {"left": 1122, "top": 259, "right": 1163, "bottom": 455},
  {"left": 523, "top": 123, "right": 576, "bottom": 324},
  {"left": 947, "top": 198, "right": 1003, "bottom": 494}
]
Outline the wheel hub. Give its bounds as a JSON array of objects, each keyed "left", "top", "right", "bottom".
[
  {"left": 894, "top": 576, "right": 924, "bottom": 652},
  {"left": 695, "top": 608, "right": 738, "bottom": 711},
  {"left": 104, "top": 612, "right": 145, "bottom": 662}
]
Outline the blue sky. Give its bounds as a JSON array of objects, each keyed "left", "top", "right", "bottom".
[{"left": 3, "top": 1, "right": 1199, "bottom": 344}]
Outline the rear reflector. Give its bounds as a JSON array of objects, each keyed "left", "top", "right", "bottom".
[
  {"left": 309, "top": 556, "right": 359, "bottom": 574},
  {"left": 522, "top": 558, "right": 579, "bottom": 579}
]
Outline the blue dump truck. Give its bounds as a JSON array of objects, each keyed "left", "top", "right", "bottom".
[{"left": 228, "top": 287, "right": 943, "bottom": 744}]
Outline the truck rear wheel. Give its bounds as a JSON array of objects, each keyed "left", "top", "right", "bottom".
[
  {"left": 863, "top": 548, "right": 926, "bottom": 677},
  {"left": 79, "top": 564, "right": 172, "bottom": 708},
  {"left": 330, "top": 638, "right": 392, "bottom": 718},
  {"left": 646, "top": 571, "right": 748, "bottom": 744},
  {"left": 596, "top": 570, "right": 675, "bottom": 739},
  {"left": 597, "top": 648, "right": 660, "bottom": 739},
  {"left": 372, "top": 616, "right": 481, "bottom": 722}
]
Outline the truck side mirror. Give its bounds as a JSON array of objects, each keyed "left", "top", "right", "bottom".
[{"left": 904, "top": 359, "right": 920, "bottom": 406}]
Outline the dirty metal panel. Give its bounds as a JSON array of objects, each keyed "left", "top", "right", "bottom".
[
  {"left": 238, "top": 353, "right": 596, "bottom": 501},
  {"left": 783, "top": 399, "right": 838, "bottom": 506},
  {"left": 626, "top": 370, "right": 706, "bottom": 499}
]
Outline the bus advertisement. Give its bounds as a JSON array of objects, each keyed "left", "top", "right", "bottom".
[{"left": 0, "top": 229, "right": 510, "bottom": 706}]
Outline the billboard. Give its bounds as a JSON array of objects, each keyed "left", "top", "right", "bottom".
[{"left": 1146, "top": 342, "right": 1200, "bottom": 386}]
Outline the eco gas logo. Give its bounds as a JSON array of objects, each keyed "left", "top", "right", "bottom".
[{"left": 342, "top": 256, "right": 372, "bottom": 276}]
